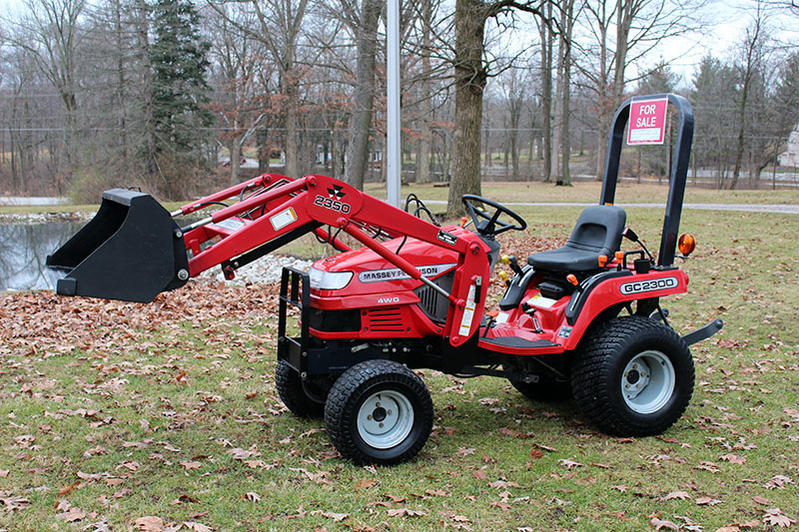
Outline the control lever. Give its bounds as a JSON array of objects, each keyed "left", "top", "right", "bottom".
[
  {"left": 501, "top": 255, "right": 523, "bottom": 276},
  {"left": 521, "top": 301, "right": 543, "bottom": 333}
]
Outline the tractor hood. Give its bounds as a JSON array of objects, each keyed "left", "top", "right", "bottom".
[{"left": 309, "top": 227, "right": 465, "bottom": 296}]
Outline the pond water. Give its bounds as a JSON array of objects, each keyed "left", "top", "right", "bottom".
[{"left": 0, "top": 221, "right": 84, "bottom": 292}]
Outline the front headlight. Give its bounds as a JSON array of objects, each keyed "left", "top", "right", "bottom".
[{"left": 309, "top": 267, "right": 353, "bottom": 290}]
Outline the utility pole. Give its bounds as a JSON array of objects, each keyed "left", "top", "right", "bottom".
[{"left": 386, "top": 0, "right": 401, "bottom": 207}]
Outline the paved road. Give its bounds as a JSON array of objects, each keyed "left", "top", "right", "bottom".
[
  {"left": 0, "top": 196, "right": 67, "bottom": 206},
  {"left": 426, "top": 200, "right": 799, "bottom": 215},
  {"left": 2, "top": 195, "right": 797, "bottom": 214}
]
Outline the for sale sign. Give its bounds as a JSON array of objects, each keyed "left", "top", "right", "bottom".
[{"left": 627, "top": 97, "right": 669, "bottom": 145}]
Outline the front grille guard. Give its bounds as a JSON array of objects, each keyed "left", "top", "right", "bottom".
[{"left": 277, "top": 267, "right": 310, "bottom": 375}]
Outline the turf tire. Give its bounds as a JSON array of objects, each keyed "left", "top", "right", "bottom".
[
  {"left": 324, "top": 359, "right": 433, "bottom": 465},
  {"left": 570, "top": 316, "right": 694, "bottom": 436},
  {"left": 275, "top": 359, "right": 326, "bottom": 418}
]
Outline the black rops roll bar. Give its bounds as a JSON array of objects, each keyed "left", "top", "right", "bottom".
[{"left": 599, "top": 93, "right": 694, "bottom": 268}]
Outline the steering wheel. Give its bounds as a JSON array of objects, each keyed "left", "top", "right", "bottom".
[{"left": 461, "top": 194, "right": 527, "bottom": 236}]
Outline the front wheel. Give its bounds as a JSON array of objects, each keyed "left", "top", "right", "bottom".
[
  {"left": 570, "top": 316, "right": 694, "bottom": 436},
  {"left": 324, "top": 359, "right": 433, "bottom": 465}
]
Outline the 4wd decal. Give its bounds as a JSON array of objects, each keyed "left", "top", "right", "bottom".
[
  {"left": 358, "top": 263, "right": 456, "bottom": 283},
  {"left": 619, "top": 276, "right": 678, "bottom": 295}
]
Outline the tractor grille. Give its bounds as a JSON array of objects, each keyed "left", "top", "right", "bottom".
[
  {"left": 364, "top": 307, "right": 405, "bottom": 333},
  {"left": 414, "top": 271, "right": 454, "bottom": 323}
]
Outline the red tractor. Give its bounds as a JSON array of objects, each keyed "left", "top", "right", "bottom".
[{"left": 48, "top": 95, "right": 721, "bottom": 465}]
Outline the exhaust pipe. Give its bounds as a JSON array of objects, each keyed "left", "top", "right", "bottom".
[{"left": 46, "top": 189, "right": 189, "bottom": 303}]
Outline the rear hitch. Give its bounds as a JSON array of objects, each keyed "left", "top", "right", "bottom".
[{"left": 682, "top": 319, "right": 724, "bottom": 346}]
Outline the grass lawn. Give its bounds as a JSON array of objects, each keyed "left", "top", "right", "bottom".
[
  {"left": 0, "top": 199, "right": 797, "bottom": 530},
  {"left": 363, "top": 181, "right": 799, "bottom": 206}
]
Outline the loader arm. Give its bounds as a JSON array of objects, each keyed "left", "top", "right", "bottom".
[{"left": 49, "top": 173, "right": 492, "bottom": 347}]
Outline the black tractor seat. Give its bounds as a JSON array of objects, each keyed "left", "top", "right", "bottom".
[{"left": 528, "top": 205, "right": 626, "bottom": 273}]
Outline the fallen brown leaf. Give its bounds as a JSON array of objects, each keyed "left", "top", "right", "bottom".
[
  {"left": 133, "top": 516, "right": 164, "bottom": 532},
  {"left": 354, "top": 478, "right": 377, "bottom": 490},
  {"left": 662, "top": 490, "right": 690, "bottom": 501},
  {"left": 58, "top": 480, "right": 81, "bottom": 497},
  {"left": 387, "top": 508, "right": 425, "bottom": 517},
  {"left": 650, "top": 517, "right": 680, "bottom": 530},
  {"left": 321, "top": 512, "right": 349, "bottom": 522}
]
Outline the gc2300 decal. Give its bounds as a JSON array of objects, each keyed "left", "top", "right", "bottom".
[{"left": 619, "top": 276, "right": 678, "bottom": 295}]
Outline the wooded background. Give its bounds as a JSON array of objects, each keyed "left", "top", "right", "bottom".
[{"left": 1, "top": 0, "right": 798, "bottom": 213}]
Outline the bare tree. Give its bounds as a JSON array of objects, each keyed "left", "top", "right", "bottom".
[
  {"left": 555, "top": 0, "right": 577, "bottom": 185},
  {"left": 5, "top": 0, "right": 88, "bottom": 176},
  {"left": 574, "top": 0, "right": 704, "bottom": 179},
  {"left": 498, "top": 67, "right": 525, "bottom": 179},
  {"left": 207, "top": 7, "right": 266, "bottom": 185},
  {"left": 730, "top": 2, "right": 766, "bottom": 189},
  {"left": 537, "top": 1, "right": 554, "bottom": 183},
  {"left": 342, "top": 0, "right": 381, "bottom": 190},
  {"left": 448, "top": 0, "right": 550, "bottom": 215}
]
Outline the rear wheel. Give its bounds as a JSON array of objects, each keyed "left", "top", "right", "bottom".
[
  {"left": 275, "top": 359, "right": 327, "bottom": 418},
  {"left": 570, "top": 316, "right": 693, "bottom": 436},
  {"left": 325, "top": 359, "right": 433, "bottom": 465}
]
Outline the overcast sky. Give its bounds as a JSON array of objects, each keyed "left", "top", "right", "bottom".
[{"left": 3, "top": 0, "right": 794, "bottom": 89}]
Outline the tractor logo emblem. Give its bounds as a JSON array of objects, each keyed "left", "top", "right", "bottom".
[{"left": 328, "top": 185, "right": 346, "bottom": 200}]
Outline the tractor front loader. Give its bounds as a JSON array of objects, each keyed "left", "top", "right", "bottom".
[{"left": 49, "top": 94, "right": 722, "bottom": 465}]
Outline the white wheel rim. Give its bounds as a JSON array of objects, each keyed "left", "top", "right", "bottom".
[
  {"left": 621, "top": 350, "right": 675, "bottom": 414},
  {"left": 356, "top": 390, "right": 414, "bottom": 449}
]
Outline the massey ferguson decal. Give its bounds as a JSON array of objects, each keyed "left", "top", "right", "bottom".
[
  {"left": 328, "top": 184, "right": 346, "bottom": 199},
  {"left": 358, "top": 263, "right": 456, "bottom": 283},
  {"left": 619, "top": 276, "right": 678, "bottom": 295}
]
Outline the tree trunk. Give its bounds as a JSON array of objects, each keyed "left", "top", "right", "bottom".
[
  {"left": 229, "top": 137, "right": 241, "bottom": 185},
  {"left": 345, "top": 0, "right": 381, "bottom": 190},
  {"left": 558, "top": 0, "right": 574, "bottom": 186},
  {"left": 594, "top": 9, "right": 609, "bottom": 180},
  {"left": 484, "top": 123, "right": 491, "bottom": 167},
  {"left": 511, "top": 130, "right": 519, "bottom": 179},
  {"left": 136, "top": 0, "right": 157, "bottom": 176},
  {"left": 257, "top": 127, "right": 270, "bottom": 173},
  {"left": 539, "top": 3, "right": 553, "bottom": 183},
  {"left": 417, "top": 0, "right": 433, "bottom": 184},
  {"left": 113, "top": 0, "right": 128, "bottom": 159},
  {"left": 284, "top": 71, "right": 299, "bottom": 179},
  {"left": 449, "top": 0, "right": 486, "bottom": 215}
]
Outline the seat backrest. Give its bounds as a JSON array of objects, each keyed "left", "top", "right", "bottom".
[{"left": 566, "top": 205, "right": 627, "bottom": 255}]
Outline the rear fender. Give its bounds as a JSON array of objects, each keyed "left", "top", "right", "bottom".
[{"left": 558, "top": 269, "right": 688, "bottom": 351}]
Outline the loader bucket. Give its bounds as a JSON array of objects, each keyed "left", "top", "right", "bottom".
[{"left": 46, "top": 189, "right": 189, "bottom": 303}]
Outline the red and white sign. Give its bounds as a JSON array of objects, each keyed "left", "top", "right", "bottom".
[{"left": 627, "top": 97, "right": 669, "bottom": 145}]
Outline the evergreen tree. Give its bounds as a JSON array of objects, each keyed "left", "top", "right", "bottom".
[
  {"left": 150, "top": 0, "right": 212, "bottom": 157},
  {"left": 638, "top": 61, "right": 678, "bottom": 95}
]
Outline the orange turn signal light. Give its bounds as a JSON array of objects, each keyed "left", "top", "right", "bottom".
[
  {"left": 598, "top": 254, "right": 608, "bottom": 267},
  {"left": 566, "top": 274, "right": 579, "bottom": 286},
  {"left": 678, "top": 233, "right": 697, "bottom": 256},
  {"left": 614, "top": 251, "right": 624, "bottom": 262}
]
